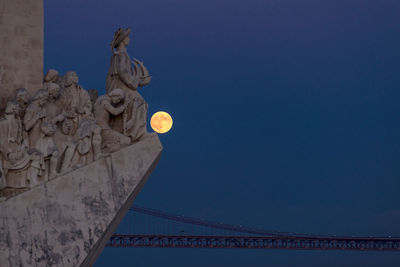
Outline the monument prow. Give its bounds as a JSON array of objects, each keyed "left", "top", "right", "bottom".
[{"left": 0, "top": 134, "right": 162, "bottom": 266}]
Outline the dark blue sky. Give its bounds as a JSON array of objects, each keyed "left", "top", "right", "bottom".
[{"left": 44, "top": 0, "right": 400, "bottom": 266}]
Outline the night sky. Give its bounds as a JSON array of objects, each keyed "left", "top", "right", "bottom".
[{"left": 44, "top": 0, "right": 400, "bottom": 266}]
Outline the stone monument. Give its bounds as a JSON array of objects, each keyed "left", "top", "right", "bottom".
[{"left": 0, "top": 1, "right": 162, "bottom": 266}]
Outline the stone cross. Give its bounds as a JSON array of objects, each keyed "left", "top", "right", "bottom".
[{"left": 0, "top": 0, "right": 43, "bottom": 113}]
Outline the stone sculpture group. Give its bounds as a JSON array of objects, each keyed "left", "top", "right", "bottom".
[{"left": 0, "top": 28, "right": 151, "bottom": 198}]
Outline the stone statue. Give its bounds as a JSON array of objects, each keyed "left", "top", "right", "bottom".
[
  {"left": 36, "top": 121, "right": 59, "bottom": 179},
  {"left": 0, "top": 28, "right": 155, "bottom": 199},
  {"left": 62, "top": 71, "right": 92, "bottom": 121},
  {"left": 94, "top": 88, "right": 131, "bottom": 152},
  {"left": 14, "top": 87, "right": 30, "bottom": 119},
  {"left": 58, "top": 118, "right": 78, "bottom": 173},
  {"left": 72, "top": 117, "right": 98, "bottom": 167},
  {"left": 23, "top": 89, "right": 49, "bottom": 149},
  {"left": 0, "top": 101, "right": 41, "bottom": 190},
  {"left": 106, "top": 28, "right": 151, "bottom": 142},
  {"left": 0, "top": 101, "right": 30, "bottom": 189},
  {"left": 45, "top": 82, "right": 64, "bottom": 125},
  {"left": 43, "top": 69, "right": 60, "bottom": 89}
]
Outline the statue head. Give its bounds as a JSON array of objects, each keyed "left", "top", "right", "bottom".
[
  {"left": 108, "top": 88, "right": 125, "bottom": 105},
  {"left": 33, "top": 89, "right": 49, "bottom": 106},
  {"left": 122, "top": 36, "right": 130, "bottom": 46},
  {"left": 15, "top": 88, "right": 30, "bottom": 106},
  {"left": 5, "top": 101, "right": 19, "bottom": 116},
  {"left": 64, "top": 71, "right": 79, "bottom": 87},
  {"left": 61, "top": 118, "right": 75, "bottom": 135},
  {"left": 44, "top": 69, "right": 59, "bottom": 83},
  {"left": 111, "top": 28, "right": 131, "bottom": 50},
  {"left": 47, "top": 83, "right": 61, "bottom": 100}
]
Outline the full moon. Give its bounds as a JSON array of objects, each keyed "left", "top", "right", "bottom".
[{"left": 150, "top": 111, "right": 173, "bottom": 134}]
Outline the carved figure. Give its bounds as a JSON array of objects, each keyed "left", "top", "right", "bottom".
[
  {"left": 23, "top": 89, "right": 49, "bottom": 149},
  {"left": 0, "top": 102, "right": 41, "bottom": 189},
  {"left": 0, "top": 101, "right": 30, "bottom": 188},
  {"left": 58, "top": 118, "right": 78, "bottom": 173},
  {"left": 106, "top": 28, "right": 151, "bottom": 142},
  {"left": 14, "top": 88, "right": 30, "bottom": 119},
  {"left": 94, "top": 88, "right": 130, "bottom": 152},
  {"left": 45, "top": 83, "right": 64, "bottom": 125},
  {"left": 36, "top": 121, "right": 58, "bottom": 179},
  {"left": 62, "top": 71, "right": 92, "bottom": 120},
  {"left": 58, "top": 116, "right": 101, "bottom": 173},
  {"left": 60, "top": 75, "right": 100, "bottom": 166},
  {"left": 43, "top": 69, "right": 60, "bottom": 89},
  {"left": 73, "top": 117, "right": 97, "bottom": 167}
]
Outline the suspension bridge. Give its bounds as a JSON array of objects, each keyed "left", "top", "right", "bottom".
[{"left": 106, "top": 205, "right": 400, "bottom": 251}]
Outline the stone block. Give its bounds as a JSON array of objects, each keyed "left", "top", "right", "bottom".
[{"left": 0, "top": 0, "right": 43, "bottom": 113}]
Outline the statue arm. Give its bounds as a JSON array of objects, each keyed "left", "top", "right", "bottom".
[{"left": 103, "top": 101, "right": 126, "bottom": 116}]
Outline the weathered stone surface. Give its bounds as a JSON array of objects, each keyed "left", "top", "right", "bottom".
[
  {"left": 0, "top": 133, "right": 162, "bottom": 267},
  {"left": 0, "top": 0, "right": 43, "bottom": 112}
]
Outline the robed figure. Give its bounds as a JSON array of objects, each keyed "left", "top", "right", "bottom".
[
  {"left": 105, "top": 28, "right": 151, "bottom": 142},
  {"left": 0, "top": 102, "right": 41, "bottom": 189}
]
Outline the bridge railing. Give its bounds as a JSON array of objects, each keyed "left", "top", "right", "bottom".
[{"left": 108, "top": 205, "right": 400, "bottom": 251}]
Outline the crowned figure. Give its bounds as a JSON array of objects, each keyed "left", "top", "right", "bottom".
[{"left": 106, "top": 28, "right": 151, "bottom": 142}]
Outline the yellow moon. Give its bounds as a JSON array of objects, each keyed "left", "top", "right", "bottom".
[{"left": 150, "top": 111, "right": 173, "bottom": 134}]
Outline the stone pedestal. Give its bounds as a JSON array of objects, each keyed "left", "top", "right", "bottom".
[
  {"left": 0, "top": 0, "right": 44, "bottom": 112},
  {"left": 0, "top": 134, "right": 162, "bottom": 267}
]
